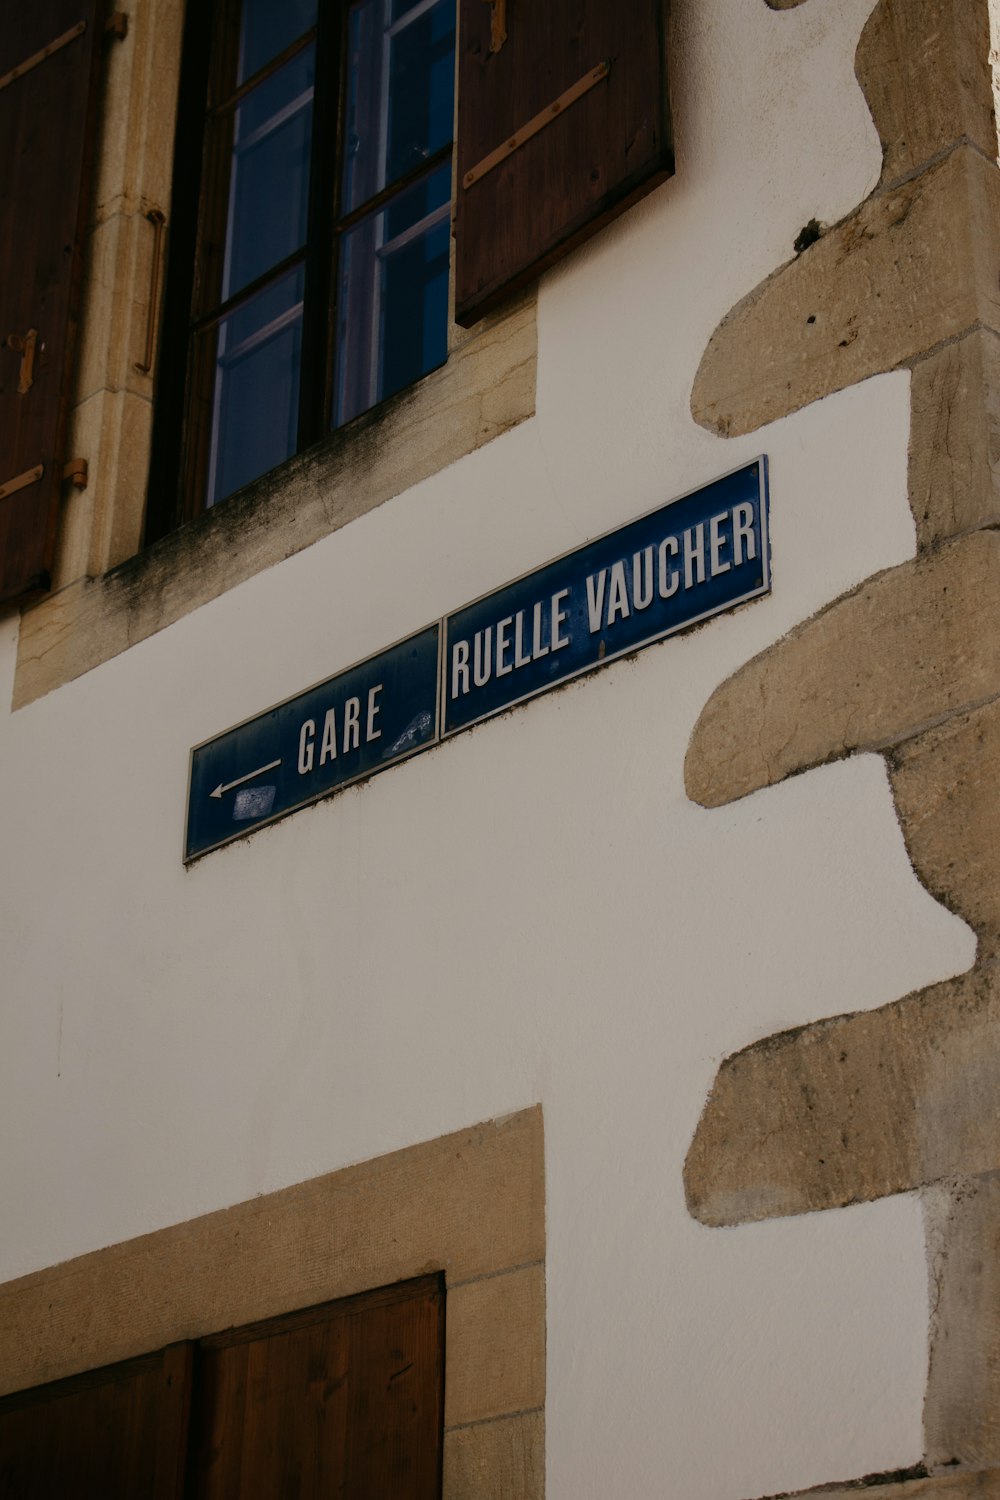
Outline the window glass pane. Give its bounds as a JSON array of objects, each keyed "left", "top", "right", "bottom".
[
  {"left": 202, "top": 267, "right": 305, "bottom": 506},
  {"left": 342, "top": 0, "right": 455, "bottom": 214},
  {"left": 334, "top": 163, "right": 450, "bottom": 428},
  {"left": 221, "top": 46, "right": 315, "bottom": 300},
  {"left": 238, "top": 0, "right": 317, "bottom": 84}
]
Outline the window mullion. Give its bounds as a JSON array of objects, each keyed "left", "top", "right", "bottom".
[{"left": 298, "top": 1, "right": 345, "bottom": 450}]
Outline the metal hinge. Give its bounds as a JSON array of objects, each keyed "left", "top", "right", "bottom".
[
  {"left": 0, "top": 464, "right": 44, "bottom": 504},
  {"left": 63, "top": 458, "right": 88, "bottom": 490},
  {"left": 463, "top": 60, "right": 610, "bottom": 190},
  {"left": 0, "top": 21, "right": 86, "bottom": 93},
  {"left": 483, "top": 0, "right": 507, "bottom": 54},
  {"left": 0, "top": 13, "right": 124, "bottom": 96},
  {"left": 5, "top": 329, "right": 39, "bottom": 395},
  {"left": 134, "top": 208, "right": 167, "bottom": 375}
]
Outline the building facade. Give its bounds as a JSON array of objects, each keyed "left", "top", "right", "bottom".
[{"left": 2, "top": 0, "right": 999, "bottom": 1495}]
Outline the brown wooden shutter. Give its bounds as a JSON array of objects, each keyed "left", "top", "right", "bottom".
[
  {"left": 188, "top": 1275, "right": 445, "bottom": 1500},
  {"left": 454, "top": 0, "right": 673, "bottom": 327},
  {"left": 0, "top": 1342, "right": 193, "bottom": 1499},
  {"left": 0, "top": 0, "right": 104, "bottom": 604}
]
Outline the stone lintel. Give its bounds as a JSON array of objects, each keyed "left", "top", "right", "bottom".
[{"left": 0, "top": 1108, "right": 545, "bottom": 1398}]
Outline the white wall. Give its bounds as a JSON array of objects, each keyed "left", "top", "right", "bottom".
[{"left": 0, "top": 0, "right": 977, "bottom": 1495}]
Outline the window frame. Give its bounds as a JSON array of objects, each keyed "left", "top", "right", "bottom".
[{"left": 146, "top": 0, "right": 458, "bottom": 540}]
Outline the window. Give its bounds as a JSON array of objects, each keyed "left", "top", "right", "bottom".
[
  {"left": 146, "top": 0, "right": 672, "bottom": 540},
  {"left": 0, "top": 1276, "right": 444, "bottom": 1499},
  {"left": 150, "top": 0, "right": 457, "bottom": 529},
  {"left": 0, "top": 0, "right": 671, "bottom": 610}
]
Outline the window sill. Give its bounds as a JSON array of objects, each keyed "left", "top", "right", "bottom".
[{"left": 13, "top": 292, "right": 535, "bottom": 710}]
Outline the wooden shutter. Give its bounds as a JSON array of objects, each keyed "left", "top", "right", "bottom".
[
  {"left": 0, "top": 1343, "right": 193, "bottom": 1499},
  {"left": 454, "top": 0, "right": 673, "bottom": 326},
  {"left": 0, "top": 0, "right": 104, "bottom": 604},
  {"left": 187, "top": 1275, "right": 445, "bottom": 1500}
]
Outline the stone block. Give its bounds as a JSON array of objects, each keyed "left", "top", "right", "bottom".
[
  {"left": 909, "top": 330, "right": 1000, "bottom": 548},
  {"left": 75, "top": 208, "right": 167, "bottom": 407},
  {"left": 857, "top": 0, "right": 996, "bottom": 189},
  {"left": 90, "top": 0, "right": 186, "bottom": 221},
  {"left": 685, "top": 532, "right": 1000, "bottom": 809},
  {"left": 443, "top": 1412, "right": 544, "bottom": 1500},
  {"left": 0, "top": 1109, "right": 544, "bottom": 1394},
  {"left": 684, "top": 968, "right": 1000, "bottom": 1225},
  {"left": 889, "top": 697, "right": 1000, "bottom": 943},
  {"left": 445, "top": 1265, "right": 546, "bottom": 1428},
  {"left": 51, "top": 389, "right": 153, "bottom": 592},
  {"left": 925, "top": 1176, "right": 1000, "bottom": 1471},
  {"left": 692, "top": 148, "right": 1000, "bottom": 439}
]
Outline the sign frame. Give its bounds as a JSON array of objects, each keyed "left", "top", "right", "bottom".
[
  {"left": 184, "top": 457, "right": 770, "bottom": 862},
  {"left": 184, "top": 623, "right": 441, "bottom": 863},
  {"left": 441, "top": 455, "right": 770, "bottom": 737}
]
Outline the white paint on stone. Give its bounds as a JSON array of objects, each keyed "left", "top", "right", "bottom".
[{"left": 0, "top": 0, "right": 975, "bottom": 1496}]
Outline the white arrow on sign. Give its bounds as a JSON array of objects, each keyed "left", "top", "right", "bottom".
[{"left": 210, "top": 759, "right": 282, "bottom": 800}]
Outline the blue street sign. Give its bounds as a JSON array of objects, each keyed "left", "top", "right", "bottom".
[
  {"left": 185, "top": 461, "right": 770, "bottom": 860},
  {"left": 443, "top": 458, "right": 769, "bottom": 735},
  {"left": 185, "top": 625, "right": 440, "bottom": 861}
]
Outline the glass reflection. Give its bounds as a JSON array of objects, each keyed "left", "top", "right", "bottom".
[
  {"left": 342, "top": 0, "right": 455, "bottom": 213},
  {"left": 202, "top": 267, "right": 305, "bottom": 505},
  {"left": 334, "top": 162, "right": 450, "bottom": 428},
  {"left": 222, "top": 46, "right": 315, "bottom": 299},
  {"left": 238, "top": 0, "right": 317, "bottom": 84}
]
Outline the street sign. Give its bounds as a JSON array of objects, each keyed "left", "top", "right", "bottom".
[
  {"left": 185, "top": 460, "right": 770, "bottom": 860},
  {"left": 185, "top": 625, "right": 440, "bottom": 861},
  {"left": 443, "top": 458, "right": 769, "bottom": 735}
]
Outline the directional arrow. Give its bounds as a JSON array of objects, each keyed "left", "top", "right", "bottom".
[{"left": 209, "top": 759, "right": 282, "bottom": 800}]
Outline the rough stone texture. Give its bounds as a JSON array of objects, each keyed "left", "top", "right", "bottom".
[
  {"left": 857, "top": 0, "right": 996, "bottom": 188},
  {"left": 0, "top": 1108, "right": 544, "bottom": 1397},
  {"left": 890, "top": 697, "right": 1000, "bottom": 942},
  {"left": 688, "top": 0, "right": 1000, "bottom": 1486},
  {"left": 685, "top": 531, "right": 1000, "bottom": 809},
  {"left": 14, "top": 295, "right": 537, "bottom": 707},
  {"left": 443, "top": 1412, "right": 545, "bottom": 1500},
  {"left": 46, "top": 0, "right": 187, "bottom": 595},
  {"left": 691, "top": 146, "right": 1000, "bottom": 439},
  {"left": 684, "top": 966, "right": 1000, "bottom": 1226},
  {"left": 909, "top": 329, "right": 1000, "bottom": 548},
  {"left": 755, "top": 1467, "right": 1000, "bottom": 1498},
  {"left": 89, "top": 0, "right": 186, "bottom": 223},
  {"left": 693, "top": 0, "right": 1000, "bottom": 445},
  {"left": 445, "top": 1264, "right": 546, "bottom": 1428},
  {"left": 924, "top": 1177, "right": 1000, "bottom": 1471},
  {"left": 74, "top": 209, "right": 158, "bottom": 408}
]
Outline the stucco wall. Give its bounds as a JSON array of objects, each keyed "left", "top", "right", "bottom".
[{"left": 0, "top": 1, "right": 979, "bottom": 1496}]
